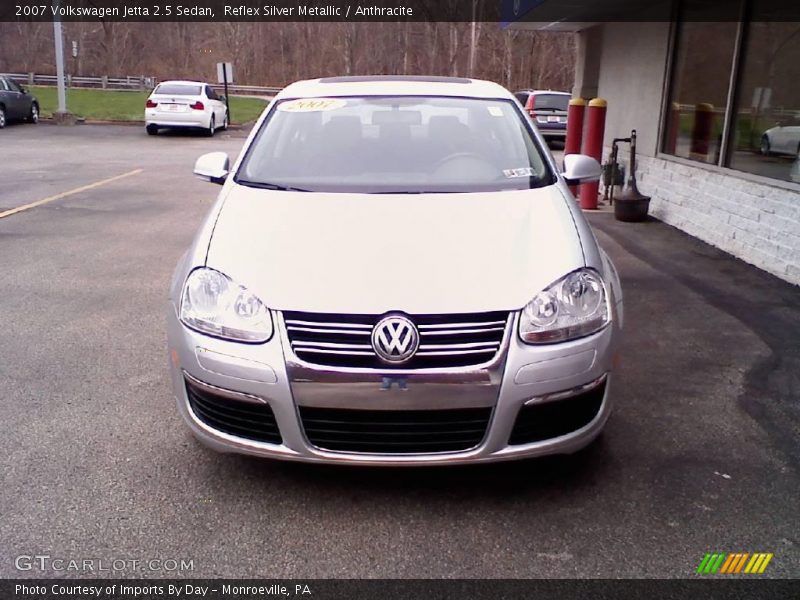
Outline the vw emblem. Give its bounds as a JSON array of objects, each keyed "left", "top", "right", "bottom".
[{"left": 371, "top": 316, "right": 419, "bottom": 364}]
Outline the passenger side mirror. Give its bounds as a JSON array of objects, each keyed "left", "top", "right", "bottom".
[
  {"left": 561, "top": 154, "right": 602, "bottom": 185},
  {"left": 193, "top": 152, "right": 230, "bottom": 185}
]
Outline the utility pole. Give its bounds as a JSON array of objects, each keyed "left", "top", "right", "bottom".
[
  {"left": 468, "top": 0, "right": 479, "bottom": 77},
  {"left": 52, "top": 0, "right": 74, "bottom": 122}
]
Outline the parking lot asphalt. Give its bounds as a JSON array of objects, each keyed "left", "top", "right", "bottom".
[{"left": 1, "top": 124, "right": 798, "bottom": 579}]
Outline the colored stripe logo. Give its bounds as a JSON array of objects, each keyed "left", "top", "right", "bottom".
[{"left": 697, "top": 552, "right": 773, "bottom": 574}]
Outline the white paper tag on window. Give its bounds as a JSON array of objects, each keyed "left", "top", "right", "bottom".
[
  {"left": 503, "top": 167, "right": 536, "bottom": 178},
  {"left": 278, "top": 98, "right": 347, "bottom": 113},
  {"left": 487, "top": 106, "right": 504, "bottom": 117}
]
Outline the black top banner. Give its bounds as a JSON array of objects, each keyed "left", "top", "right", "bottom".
[{"left": 4, "top": 0, "right": 800, "bottom": 23}]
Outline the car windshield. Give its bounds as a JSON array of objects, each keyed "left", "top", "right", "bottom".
[
  {"left": 236, "top": 96, "right": 553, "bottom": 193},
  {"left": 535, "top": 94, "right": 570, "bottom": 111},
  {"left": 155, "top": 84, "right": 201, "bottom": 96}
]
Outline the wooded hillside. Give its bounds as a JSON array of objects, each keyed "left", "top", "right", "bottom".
[{"left": 0, "top": 22, "right": 575, "bottom": 91}]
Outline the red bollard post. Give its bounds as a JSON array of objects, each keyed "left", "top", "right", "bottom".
[
  {"left": 665, "top": 101, "right": 680, "bottom": 154},
  {"left": 564, "top": 97, "right": 586, "bottom": 197},
  {"left": 579, "top": 98, "right": 607, "bottom": 210},
  {"left": 690, "top": 102, "right": 714, "bottom": 161}
]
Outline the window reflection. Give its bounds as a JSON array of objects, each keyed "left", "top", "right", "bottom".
[
  {"left": 663, "top": 22, "right": 738, "bottom": 164},
  {"left": 728, "top": 22, "right": 800, "bottom": 183}
]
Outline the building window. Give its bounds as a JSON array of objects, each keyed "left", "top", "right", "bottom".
[
  {"left": 662, "top": 1, "right": 800, "bottom": 184},
  {"left": 662, "top": 22, "right": 739, "bottom": 164},
  {"left": 727, "top": 21, "right": 800, "bottom": 183}
]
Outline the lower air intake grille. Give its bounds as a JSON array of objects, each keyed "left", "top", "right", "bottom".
[
  {"left": 299, "top": 406, "right": 492, "bottom": 454},
  {"left": 186, "top": 379, "right": 281, "bottom": 444},
  {"left": 508, "top": 380, "right": 606, "bottom": 445}
]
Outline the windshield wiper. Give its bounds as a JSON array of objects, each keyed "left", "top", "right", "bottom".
[{"left": 235, "top": 179, "right": 312, "bottom": 192}]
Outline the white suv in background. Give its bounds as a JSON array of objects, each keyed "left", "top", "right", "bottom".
[{"left": 145, "top": 80, "right": 228, "bottom": 136}]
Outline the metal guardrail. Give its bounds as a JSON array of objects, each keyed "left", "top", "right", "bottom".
[
  {"left": 2, "top": 72, "right": 281, "bottom": 96},
  {"left": 210, "top": 83, "right": 281, "bottom": 96},
  {"left": 3, "top": 72, "right": 156, "bottom": 90},
  {"left": 672, "top": 102, "right": 799, "bottom": 119}
]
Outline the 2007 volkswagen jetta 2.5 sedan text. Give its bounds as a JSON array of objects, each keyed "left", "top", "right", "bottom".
[{"left": 166, "top": 75, "right": 623, "bottom": 465}]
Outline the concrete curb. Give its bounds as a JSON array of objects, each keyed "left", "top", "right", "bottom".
[{"left": 39, "top": 117, "right": 254, "bottom": 130}]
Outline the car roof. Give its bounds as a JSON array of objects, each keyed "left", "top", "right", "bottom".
[
  {"left": 277, "top": 76, "right": 514, "bottom": 101},
  {"left": 155, "top": 80, "right": 207, "bottom": 86}
]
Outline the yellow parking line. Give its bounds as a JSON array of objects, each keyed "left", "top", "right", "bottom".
[{"left": 0, "top": 169, "right": 144, "bottom": 219}]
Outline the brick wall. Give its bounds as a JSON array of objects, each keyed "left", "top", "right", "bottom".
[{"left": 611, "top": 149, "right": 800, "bottom": 285}]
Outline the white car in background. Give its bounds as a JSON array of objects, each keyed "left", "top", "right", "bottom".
[
  {"left": 145, "top": 80, "right": 228, "bottom": 136},
  {"left": 761, "top": 115, "right": 800, "bottom": 157}
]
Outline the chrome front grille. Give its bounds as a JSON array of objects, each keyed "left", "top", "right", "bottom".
[{"left": 283, "top": 311, "right": 509, "bottom": 369}]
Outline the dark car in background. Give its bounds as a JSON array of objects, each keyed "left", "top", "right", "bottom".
[
  {"left": 0, "top": 76, "right": 39, "bottom": 128},
  {"left": 515, "top": 90, "right": 570, "bottom": 144}
]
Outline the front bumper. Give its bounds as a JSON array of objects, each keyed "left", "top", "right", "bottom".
[
  {"left": 167, "top": 309, "right": 619, "bottom": 465},
  {"left": 145, "top": 108, "right": 209, "bottom": 128}
]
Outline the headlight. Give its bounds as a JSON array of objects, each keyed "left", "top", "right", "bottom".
[
  {"left": 519, "top": 268, "right": 609, "bottom": 344},
  {"left": 180, "top": 267, "right": 273, "bottom": 343}
]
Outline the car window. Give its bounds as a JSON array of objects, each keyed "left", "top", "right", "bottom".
[
  {"left": 205, "top": 86, "right": 217, "bottom": 100},
  {"left": 6, "top": 79, "right": 22, "bottom": 93},
  {"left": 514, "top": 92, "right": 530, "bottom": 105},
  {"left": 237, "top": 96, "right": 553, "bottom": 194},
  {"left": 154, "top": 84, "right": 201, "bottom": 96},
  {"left": 0, "top": 78, "right": 8, "bottom": 92},
  {"left": 533, "top": 94, "right": 570, "bottom": 111}
]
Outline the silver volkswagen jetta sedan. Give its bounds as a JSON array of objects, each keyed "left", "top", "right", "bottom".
[{"left": 167, "top": 75, "right": 623, "bottom": 465}]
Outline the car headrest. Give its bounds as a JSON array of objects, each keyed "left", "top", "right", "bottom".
[
  {"left": 428, "top": 115, "right": 470, "bottom": 144},
  {"left": 322, "top": 116, "right": 363, "bottom": 145}
]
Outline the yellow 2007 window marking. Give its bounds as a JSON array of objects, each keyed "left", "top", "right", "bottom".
[{"left": 278, "top": 98, "right": 347, "bottom": 113}]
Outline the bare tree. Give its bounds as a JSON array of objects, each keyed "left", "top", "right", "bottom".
[{"left": 0, "top": 21, "right": 576, "bottom": 93}]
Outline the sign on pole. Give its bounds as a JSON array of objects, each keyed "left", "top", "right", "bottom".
[{"left": 216, "top": 62, "right": 234, "bottom": 85}]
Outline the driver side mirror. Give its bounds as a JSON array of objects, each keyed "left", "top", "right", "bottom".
[
  {"left": 561, "top": 154, "right": 602, "bottom": 186},
  {"left": 193, "top": 152, "right": 230, "bottom": 185}
]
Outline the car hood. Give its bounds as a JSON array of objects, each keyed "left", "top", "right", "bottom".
[{"left": 205, "top": 184, "right": 585, "bottom": 314}]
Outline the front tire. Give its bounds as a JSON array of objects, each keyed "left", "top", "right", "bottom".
[
  {"left": 222, "top": 111, "right": 228, "bottom": 131},
  {"left": 0, "top": 106, "right": 6, "bottom": 129},
  {"left": 27, "top": 103, "right": 39, "bottom": 124},
  {"left": 206, "top": 115, "right": 216, "bottom": 137},
  {"left": 146, "top": 124, "right": 158, "bottom": 136}
]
